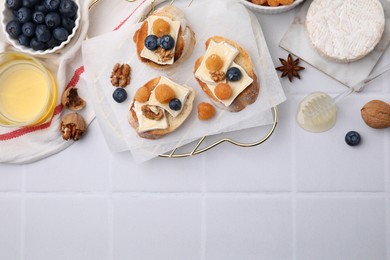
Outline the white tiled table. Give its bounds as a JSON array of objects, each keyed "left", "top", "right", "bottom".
[{"left": 1, "top": 1, "right": 390, "bottom": 259}]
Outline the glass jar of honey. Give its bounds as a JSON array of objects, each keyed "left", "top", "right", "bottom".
[{"left": 0, "top": 52, "right": 58, "bottom": 127}]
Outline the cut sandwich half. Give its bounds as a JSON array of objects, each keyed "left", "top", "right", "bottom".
[
  {"left": 128, "top": 76, "right": 195, "bottom": 139},
  {"left": 133, "top": 5, "right": 196, "bottom": 70},
  {"left": 194, "top": 36, "right": 259, "bottom": 112}
]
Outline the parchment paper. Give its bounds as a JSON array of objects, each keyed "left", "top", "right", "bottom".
[{"left": 82, "top": 0, "right": 285, "bottom": 163}]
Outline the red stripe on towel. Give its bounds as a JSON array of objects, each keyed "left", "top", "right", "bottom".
[{"left": 0, "top": 66, "right": 84, "bottom": 141}]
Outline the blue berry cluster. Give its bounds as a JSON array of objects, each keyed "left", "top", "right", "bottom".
[
  {"left": 5, "top": 0, "right": 78, "bottom": 51},
  {"left": 144, "top": 34, "right": 175, "bottom": 51}
]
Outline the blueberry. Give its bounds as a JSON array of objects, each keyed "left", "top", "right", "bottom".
[
  {"left": 226, "top": 67, "right": 242, "bottom": 82},
  {"left": 28, "top": 0, "right": 42, "bottom": 5},
  {"left": 53, "top": 27, "right": 68, "bottom": 41},
  {"left": 18, "top": 34, "right": 30, "bottom": 46},
  {"left": 35, "top": 24, "right": 51, "bottom": 42},
  {"left": 44, "top": 0, "right": 60, "bottom": 11},
  {"left": 22, "top": 22, "right": 36, "bottom": 37},
  {"left": 159, "top": 35, "right": 175, "bottom": 50},
  {"left": 169, "top": 98, "right": 182, "bottom": 111},
  {"left": 59, "top": 0, "right": 78, "bottom": 18},
  {"left": 112, "top": 88, "right": 127, "bottom": 103},
  {"left": 32, "top": 11, "right": 45, "bottom": 24},
  {"left": 6, "top": 20, "right": 22, "bottom": 39},
  {"left": 35, "top": 5, "right": 48, "bottom": 13},
  {"left": 144, "top": 35, "right": 158, "bottom": 51},
  {"left": 61, "top": 17, "right": 75, "bottom": 33},
  {"left": 45, "top": 12, "right": 61, "bottom": 28},
  {"left": 5, "top": 0, "right": 23, "bottom": 10},
  {"left": 345, "top": 131, "right": 361, "bottom": 146},
  {"left": 30, "top": 37, "right": 46, "bottom": 50},
  {"left": 22, "top": 0, "right": 33, "bottom": 8},
  {"left": 46, "top": 36, "right": 61, "bottom": 48},
  {"left": 17, "top": 7, "right": 32, "bottom": 23}
]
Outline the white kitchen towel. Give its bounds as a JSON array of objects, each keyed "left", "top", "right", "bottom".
[{"left": 0, "top": 0, "right": 93, "bottom": 164}]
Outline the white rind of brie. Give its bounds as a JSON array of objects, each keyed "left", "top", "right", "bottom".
[
  {"left": 148, "top": 77, "right": 190, "bottom": 117},
  {"left": 140, "top": 16, "right": 181, "bottom": 65},
  {"left": 133, "top": 101, "right": 168, "bottom": 133},
  {"left": 306, "top": 0, "right": 385, "bottom": 62},
  {"left": 194, "top": 41, "right": 254, "bottom": 107}
]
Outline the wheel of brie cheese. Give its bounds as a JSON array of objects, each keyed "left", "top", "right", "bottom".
[{"left": 305, "top": 0, "right": 385, "bottom": 63}]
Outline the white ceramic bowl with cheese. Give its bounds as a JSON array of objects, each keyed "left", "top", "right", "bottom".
[
  {"left": 1, "top": 0, "right": 81, "bottom": 56},
  {"left": 239, "top": 0, "right": 305, "bottom": 14}
]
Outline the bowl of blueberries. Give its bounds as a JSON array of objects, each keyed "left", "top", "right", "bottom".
[{"left": 2, "top": 0, "right": 80, "bottom": 55}]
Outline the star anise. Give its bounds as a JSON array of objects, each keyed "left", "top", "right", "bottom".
[{"left": 275, "top": 54, "right": 305, "bottom": 82}]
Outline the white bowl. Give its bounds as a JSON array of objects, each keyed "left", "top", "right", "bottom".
[
  {"left": 239, "top": 0, "right": 305, "bottom": 14},
  {"left": 1, "top": 0, "right": 81, "bottom": 56}
]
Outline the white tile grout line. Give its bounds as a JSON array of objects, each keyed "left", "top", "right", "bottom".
[
  {"left": 290, "top": 95, "right": 297, "bottom": 260},
  {"left": 385, "top": 131, "right": 390, "bottom": 260},
  {"left": 20, "top": 166, "right": 26, "bottom": 260},
  {"left": 200, "top": 154, "right": 207, "bottom": 260},
  {"left": 108, "top": 153, "right": 114, "bottom": 260},
  {"left": 0, "top": 191, "right": 388, "bottom": 197}
]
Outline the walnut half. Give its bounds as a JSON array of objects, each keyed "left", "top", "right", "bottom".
[
  {"left": 60, "top": 113, "right": 87, "bottom": 141},
  {"left": 209, "top": 70, "right": 226, "bottom": 82},
  {"left": 111, "top": 63, "right": 131, "bottom": 88},
  {"left": 156, "top": 48, "right": 174, "bottom": 62},
  {"left": 61, "top": 88, "right": 86, "bottom": 111},
  {"left": 141, "top": 105, "right": 164, "bottom": 121}
]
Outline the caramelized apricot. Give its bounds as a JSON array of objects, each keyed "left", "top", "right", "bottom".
[
  {"left": 153, "top": 18, "right": 170, "bottom": 37},
  {"left": 267, "top": 0, "right": 280, "bottom": 6},
  {"left": 134, "top": 86, "right": 151, "bottom": 103},
  {"left": 278, "top": 0, "right": 293, "bottom": 4},
  {"left": 214, "top": 83, "right": 232, "bottom": 100},
  {"left": 198, "top": 102, "right": 215, "bottom": 121},
  {"left": 155, "top": 84, "right": 176, "bottom": 103},
  {"left": 251, "top": 0, "right": 267, "bottom": 4},
  {"left": 205, "top": 54, "right": 224, "bottom": 72}
]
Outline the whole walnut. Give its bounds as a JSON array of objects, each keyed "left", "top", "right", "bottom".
[
  {"left": 60, "top": 113, "right": 87, "bottom": 141},
  {"left": 361, "top": 100, "right": 390, "bottom": 129}
]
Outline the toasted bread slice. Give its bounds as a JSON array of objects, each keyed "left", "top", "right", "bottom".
[
  {"left": 133, "top": 5, "right": 196, "bottom": 70},
  {"left": 128, "top": 77, "right": 195, "bottom": 139},
  {"left": 194, "top": 36, "right": 259, "bottom": 112}
]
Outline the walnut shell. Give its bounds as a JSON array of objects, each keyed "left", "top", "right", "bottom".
[
  {"left": 61, "top": 88, "right": 86, "bottom": 111},
  {"left": 361, "top": 100, "right": 390, "bottom": 129},
  {"left": 60, "top": 113, "right": 87, "bottom": 141}
]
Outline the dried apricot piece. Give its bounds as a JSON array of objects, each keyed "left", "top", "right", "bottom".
[
  {"left": 251, "top": 0, "right": 267, "bottom": 4},
  {"left": 214, "top": 83, "right": 232, "bottom": 100},
  {"left": 278, "top": 0, "right": 293, "bottom": 5},
  {"left": 198, "top": 102, "right": 216, "bottom": 121},
  {"left": 155, "top": 84, "right": 176, "bottom": 103},
  {"left": 205, "top": 54, "right": 224, "bottom": 72},
  {"left": 267, "top": 0, "right": 280, "bottom": 6},
  {"left": 135, "top": 86, "right": 151, "bottom": 103},
  {"left": 153, "top": 18, "right": 170, "bottom": 37}
]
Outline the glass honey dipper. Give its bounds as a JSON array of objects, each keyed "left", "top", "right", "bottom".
[{"left": 297, "top": 64, "right": 390, "bottom": 133}]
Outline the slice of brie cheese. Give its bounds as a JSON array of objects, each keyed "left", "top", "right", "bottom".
[
  {"left": 148, "top": 77, "right": 190, "bottom": 117},
  {"left": 208, "top": 62, "right": 253, "bottom": 107},
  {"left": 133, "top": 101, "right": 168, "bottom": 133},
  {"left": 140, "top": 16, "right": 181, "bottom": 65},
  {"left": 194, "top": 40, "right": 239, "bottom": 84}
]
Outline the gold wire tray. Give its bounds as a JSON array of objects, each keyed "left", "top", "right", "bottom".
[{"left": 88, "top": 0, "right": 279, "bottom": 158}]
